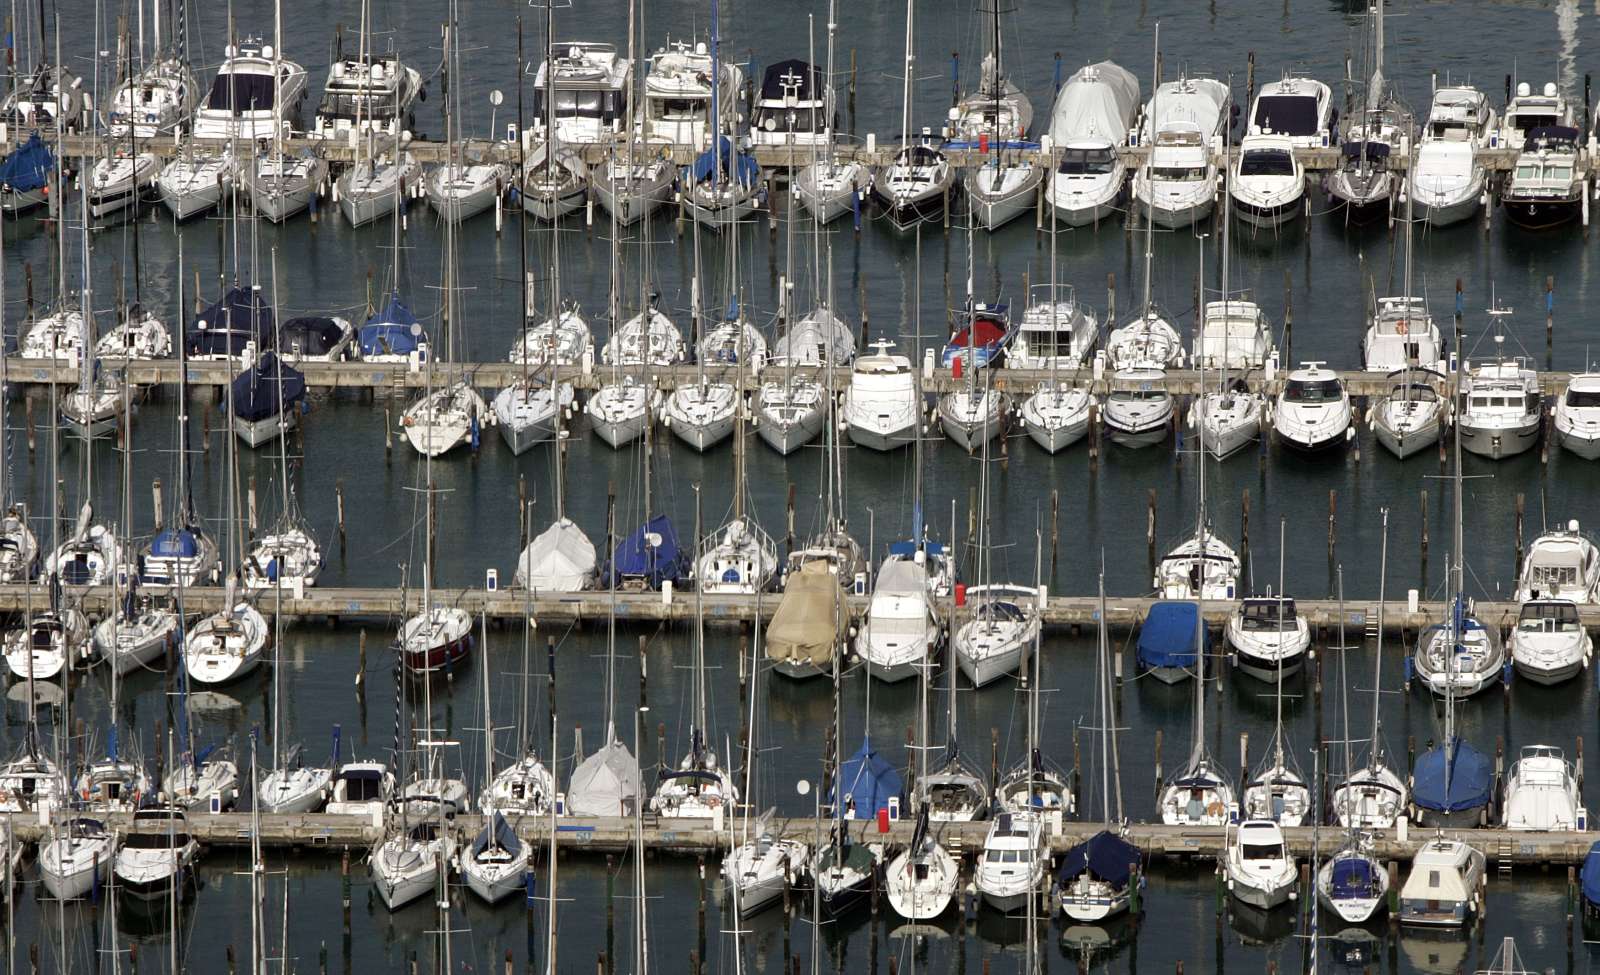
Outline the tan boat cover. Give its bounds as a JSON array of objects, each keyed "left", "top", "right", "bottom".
[{"left": 766, "top": 562, "right": 846, "bottom": 666}]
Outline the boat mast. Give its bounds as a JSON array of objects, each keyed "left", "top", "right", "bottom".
[
  {"left": 1370, "top": 508, "right": 1389, "bottom": 775},
  {"left": 1140, "top": 24, "right": 1159, "bottom": 317},
  {"left": 544, "top": 713, "right": 559, "bottom": 975},
  {"left": 898, "top": 0, "right": 913, "bottom": 154}
]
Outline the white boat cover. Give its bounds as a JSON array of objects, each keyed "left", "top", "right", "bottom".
[
  {"left": 566, "top": 737, "right": 640, "bottom": 817},
  {"left": 1048, "top": 61, "right": 1140, "bottom": 145},
  {"left": 517, "top": 518, "right": 597, "bottom": 591},
  {"left": 1143, "top": 78, "right": 1231, "bottom": 138}
]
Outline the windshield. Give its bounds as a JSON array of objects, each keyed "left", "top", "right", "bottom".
[
  {"left": 1242, "top": 842, "right": 1284, "bottom": 861},
  {"left": 206, "top": 73, "right": 275, "bottom": 113},
  {"left": 534, "top": 88, "right": 623, "bottom": 121},
  {"left": 1058, "top": 147, "right": 1117, "bottom": 175},
  {"left": 1253, "top": 94, "right": 1319, "bottom": 135},
  {"left": 1567, "top": 389, "right": 1600, "bottom": 408},
  {"left": 1110, "top": 389, "right": 1166, "bottom": 403},
  {"left": 754, "top": 105, "right": 824, "bottom": 134},
  {"left": 1240, "top": 149, "right": 1295, "bottom": 177},
  {"left": 317, "top": 92, "right": 399, "bottom": 122},
  {"left": 1520, "top": 603, "right": 1580, "bottom": 629},
  {"left": 1284, "top": 379, "right": 1342, "bottom": 403},
  {"left": 1151, "top": 165, "right": 1206, "bottom": 181},
  {"left": 125, "top": 831, "right": 188, "bottom": 849}
]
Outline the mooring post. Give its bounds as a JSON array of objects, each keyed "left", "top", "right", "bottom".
[
  {"left": 1106, "top": 272, "right": 1116, "bottom": 322},
  {"left": 336, "top": 480, "right": 347, "bottom": 555},
  {"left": 1147, "top": 489, "right": 1157, "bottom": 578},
  {"left": 1239, "top": 489, "right": 1251, "bottom": 583},
  {"left": 356, "top": 630, "right": 366, "bottom": 690},
  {"left": 1419, "top": 489, "right": 1429, "bottom": 585},
  {"left": 1050, "top": 489, "right": 1060, "bottom": 585},
  {"left": 151, "top": 478, "right": 164, "bottom": 531},
  {"left": 247, "top": 476, "right": 258, "bottom": 540},
  {"left": 1514, "top": 493, "right": 1525, "bottom": 579},
  {"left": 1152, "top": 728, "right": 1163, "bottom": 797},
  {"left": 1238, "top": 732, "right": 1249, "bottom": 787}
]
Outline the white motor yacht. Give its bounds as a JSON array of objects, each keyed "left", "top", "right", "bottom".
[
  {"left": 1499, "top": 80, "right": 1571, "bottom": 149},
  {"left": 1223, "top": 819, "right": 1298, "bottom": 910},
  {"left": 1517, "top": 522, "right": 1600, "bottom": 603},
  {"left": 1044, "top": 61, "right": 1140, "bottom": 226},
  {"left": 1362, "top": 296, "right": 1442, "bottom": 372},
  {"left": 1555, "top": 374, "right": 1600, "bottom": 459},
  {"left": 1271, "top": 363, "right": 1352, "bottom": 452},
  {"left": 1226, "top": 596, "right": 1310, "bottom": 683},
  {"left": 113, "top": 807, "right": 198, "bottom": 900},
  {"left": 1457, "top": 356, "right": 1541, "bottom": 460},
  {"left": 1408, "top": 86, "right": 1495, "bottom": 227},
  {"left": 1132, "top": 76, "right": 1230, "bottom": 228},
  {"left": 1229, "top": 135, "right": 1304, "bottom": 230},
  {"left": 326, "top": 761, "right": 395, "bottom": 817},
  {"left": 974, "top": 811, "right": 1047, "bottom": 914},
  {"left": 1005, "top": 285, "right": 1098, "bottom": 371},
  {"left": 638, "top": 39, "right": 742, "bottom": 147},
  {"left": 1502, "top": 125, "right": 1584, "bottom": 230},
  {"left": 312, "top": 52, "right": 424, "bottom": 141},
  {"left": 1101, "top": 369, "right": 1172, "bottom": 448},
  {"left": 1502, "top": 744, "right": 1585, "bottom": 831},
  {"left": 856, "top": 555, "right": 939, "bottom": 683},
  {"left": 1192, "top": 300, "right": 1271, "bottom": 372},
  {"left": 1509, "top": 600, "right": 1591, "bottom": 686},
  {"left": 192, "top": 39, "right": 308, "bottom": 141},
  {"left": 1398, "top": 838, "right": 1485, "bottom": 927},
  {"left": 1247, "top": 75, "right": 1333, "bottom": 148},
  {"left": 843, "top": 339, "right": 919, "bottom": 451},
  {"left": 530, "top": 42, "right": 631, "bottom": 145}
]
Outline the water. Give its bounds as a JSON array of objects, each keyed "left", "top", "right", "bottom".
[{"left": 1, "top": 0, "right": 1600, "bottom": 970}]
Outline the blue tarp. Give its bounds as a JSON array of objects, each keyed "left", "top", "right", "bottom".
[
  {"left": 230, "top": 352, "right": 306, "bottom": 422},
  {"left": 1137, "top": 601, "right": 1207, "bottom": 670},
  {"left": 1581, "top": 841, "right": 1600, "bottom": 907},
  {"left": 187, "top": 286, "right": 275, "bottom": 358},
  {"left": 281, "top": 316, "right": 346, "bottom": 357},
  {"left": 148, "top": 528, "right": 199, "bottom": 558},
  {"left": 359, "top": 294, "right": 425, "bottom": 359},
  {"left": 0, "top": 134, "right": 52, "bottom": 193},
  {"left": 684, "top": 137, "right": 760, "bottom": 186},
  {"left": 1057, "top": 830, "right": 1138, "bottom": 889},
  {"left": 603, "top": 514, "right": 688, "bottom": 590},
  {"left": 1329, "top": 856, "right": 1380, "bottom": 898},
  {"left": 1411, "top": 736, "right": 1493, "bottom": 814},
  {"left": 830, "top": 737, "right": 904, "bottom": 819}
]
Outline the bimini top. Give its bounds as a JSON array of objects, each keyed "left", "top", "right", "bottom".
[
  {"left": 684, "top": 136, "right": 759, "bottom": 186},
  {"left": 1411, "top": 735, "right": 1493, "bottom": 813},
  {"left": 1137, "top": 601, "right": 1206, "bottom": 669},
  {"left": 758, "top": 59, "right": 823, "bottom": 104},
  {"left": 603, "top": 514, "right": 688, "bottom": 590},
  {"left": 359, "top": 293, "right": 425, "bottom": 358},
  {"left": 230, "top": 352, "right": 306, "bottom": 423},
  {"left": 281, "top": 316, "right": 346, "bottom": 357},
  {"left": 188, "top": 286, "right": 275, "bottom": 357},
  {"left": 830, "top": 736, "right": 904, "bottom": 818},
  {"left": 0, "top": 134, "right": 53, "bottom": 193},
  {"left": 1057, "top": 830, "right": 1140, "bottom": 889}
]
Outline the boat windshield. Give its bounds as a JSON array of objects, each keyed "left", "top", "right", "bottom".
[
  {"left": 124, "top": 831, "right": 188, "bottom": 849},
  {"left": 534, "top": 88, "right": 624, "bottom": 121},
  {"left": 1567, "top": 388, "right": 1600, "bottom": 408},
  {"left": 1242, "top": 841, "right": 1284, "bottom": 861},
  {"left": 1284, "top": 379, "right": 1342, "bottom": 403},
  {"left": 1240, "top": 149, "right": 1295, "bottom": 177},
  {"left": 1240, "top": 600, "right": 1296, "bottom": 631},
  {"left": 1253, "top": 94, "right": 1319, "bottom": 136},
  {"left": 1519, "top": 603, "right": 1581, "bottom": 630},
  {"left": 317, "top": 92, "right": 400, "bottom": 122},
  {"left": 1058, "top": 147, "right": 1117, "bottom": 175},
  {"left": 1109, "top": 388, "right": 1167, "bottom": 403},
  {"left": 1151, "top": 165, "right": 1206, "bottom": 181},
  {"left": 206, "top": 73, "right": 275, "bottom": 113}
]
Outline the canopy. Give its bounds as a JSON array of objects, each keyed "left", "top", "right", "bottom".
[
  {"left": 517, "top": 518, "right": 597, "bottom": 591},
  {"left": 1252, "top": 93, "right": 1320, "bottom": 136},
  {"left": 1528, "top": 125, "right": 1580, "bottom": 147},
  {"left": 187, "top": 286, "right": 275, "bottom": 358},
  {"left": 759, "top": 59, "right": 822, "bottom": 103},
  {"left": 1411, "top": 736, "right": 1493, "bottom": 814},
  {"left": 766, "top": 562, "right": 845, "bottom": 667},
  {"left": 1137, "top": 601, "right": 1206, "bottom": 670},
  {"left": 1329, "top": 856, "right": 1380, "bottom": 898},
  {"left": 0, "top": 134, "right": 52, "bottom": 193},
  {"left": 830, "top": 737, "right": 903, "bottom": 819},
  {"left": 359, "top": 293, "right": 425, "bottom": 358},
  {"left": 280, "top": 316, "right": 346, "bottom": 357},
  {"left": 566, "top": 737, "right": 640, "bottom": 817},
  {"left": 1048, "top": 61, "right": 1140, "bottom": 145},
  {"left": 1057, "top": 830, "right": 1139, "bottom": 889},
  {"left": 685, "top": 137, "right": 759, "bottom": 186},
  {"left": 230, "top": 352, "right": 306, "bottom": 423},
  {"left": 604, "top": 514, "right": 688, "bottom": 590},
  {"left": 1582, "top": 841, "right": 1600, "bottom": 906}
]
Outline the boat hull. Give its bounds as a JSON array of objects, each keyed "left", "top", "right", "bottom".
[
  {"left": 233, "top": 410, "right": 298, "bottom": 448},
  {"left": 1557, "top": 428, "right": 1600, "bottom": 460},
  {"left": 1375, "top": 416, "right": 1441, "bottom": 459},
  {"left": 1459, "top": 420, "right": 1540, "bottom": 459},
  {"left": 1502, "top": 196, "right": 1581, "bottom": 230}
]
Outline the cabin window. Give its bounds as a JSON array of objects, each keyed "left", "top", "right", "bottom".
[
  {"left": 206, "top": 74, "right": 276, "bottom": 114},
  {"left": 1515, "top": 163, "right": 1539, "bottom": 180},
  {"left": 1428, "top": 870, "right": 1440, "bottom": 888},
  {"left": 1550, "top": 165, "right": 1573, "bottom": 181},
  {"left": 1151, "top": 166, "right": 1206, "bottom": 181},
  {"left": 1057, "top": 148, "right": 1117, "bottom": 175},
  {"left": 1240, "top": 149, "right": 1295, "bottom": 177},
  {"left": 649, "top": 97, "right": 706, "bottom": 121},
  {"left": 1242, "top": 842, "right": 1283, "bottom": 861},
  {"left": 1253, "top": 95, "right": 1319, "bottom": 136}
]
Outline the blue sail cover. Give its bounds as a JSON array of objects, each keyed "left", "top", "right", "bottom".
[
  {"left": 359, "top": 294, "right": 424, "bottom": 358},
  {"left": 1411, "top": 735, "right": 1493, "bottom": 814},
  {"left": 830, "top": 737, "right": 904, "bottom": 818},
  {"left": 0, "top": 134, "right": 52, "bottom": 192},
  {"left": 684, "top": 137, "right": 759, "bottom": 186},
  {"left": 148, "top": 528, "right": 199, "bottom": 558},
  {"left": 1329, "top": 856, "right": 1379, "bottom": 898},
  {"left": 602, "top": 514, "right": 688, "bottom": 590},
  {"left": 231, "top": 353, "right": 306, "bottom": 422},
  {"left": 1137, "top": 601, "right": 1206, "bottom": 670},
  {"left": 1057, "top": 830, "right": 1139, "bottom": 889},
  {"left": 1581, "top": 842, "right": 1600, "bottom": 907},
  {"left": 187, "top": 286, "right": 275, "bottom": 357}
]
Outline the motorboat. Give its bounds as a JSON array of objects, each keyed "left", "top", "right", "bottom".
[
  {"left": 1372, "top": 372, "right": 1445, "bottom": 459},
  {"left": 1409, "top": 86, "right": 1494, "bottom": 227},
  {"left": 184, "top": 600, "right": 270, "bottom": 686},
  {"left": 1502, "top": 126, "right": 1583, "bottom": 229},
  {"left": 156, "top": 149, "right": 237, "bottom": 221},
  {"left": 1508, "top": 600, "right": 1590, "bottom": 686},
  {"left": 1193, "top": 300, "right": 1271, "bottom": 372},
  {"left": 1363, "top": 296, "right": 1442, "bottom": 372},
  {"left": 1226, "top": 596, "right": 1310, "bottom": 683},
  {"left": 1101, "top": 370, "right": 1172, "bottom": 448},
  {"left": 1271, "top": 363, "right": 1352, "bottom": 452},
  {"left": 974, "top": 811, "right": 1047, "bottom": 914},
  {"left": 1398, "top": 838, "right": 1484, "bottom": 926},
  {"left": 1456, "top": 354, "right": 1540, "bottom": 460},
  {"left": 856, "top": 555, "right": 939, "bottom": 683},
  {"left": 1044, "top": 61, "right": 1140, "bottom": 226},
  {"left": 400, "top": 381, "right": 488, "bottom": 457},
  {"left": 1502, "top": 744, "right": 1585, "bottom": 831},
  {"left": 185, "top": 286, "right": 275, "bottom": 362},
  {"left": 1555, "top": 374, "right": 1600, "bottom": 459},
  {"left": 1136, "top": 601, "right": 1204, "bottom": 685},
  {"left": 638, "top": 39, "right": 742, "bottom": 147},
  {"left": 1006, "top": 285, "right": 1097, "bottom": 371},
  {"left": 1132, "top": 76, "right": 1230, "bottom": 228},
  {"left": 1247, "top": 75, "right": 1333, "bottom": 148},
  {"left": 531, "top": 42, "right": 630, "bottom": 145},
  {"left": 843, "top": 339, "right": 919, "bottom": 451},
  {"left": 1223, "top": 820, "right": 1297, "bottom": 910},
  {"left": 278, "top": 315, "right": 354, "bottom": 363},
  {"left": 1500, "top": 80, "right": 1572, "bottom": 149},
  {"left": 1155, "top": 530, "right": 1239, "bottom": 601},
  {"left": 750, "top": 58, "right": 831, "bottom": 148},
  {"left": 1517, "top": 522, "right": 1600, "bottom": 603},
  {"left": 1412, "top": 602, "right": 1506, "bottom": 699},
  {"left": 113, "top": 807, "right": 198, "bottom": 901},
  {"left": 953, "top": 585, "right": 1041, "bottom": 688},
  {"left": 192, "top": 38, "right": 308, "bottom": 141},
  {"left": 86, "top": 151, "right": 160, "bottom": 220},
  {"left": 766, "top": 560, "right": 848, "bottom": 679},
  {"left": 326, "top": 761, "right": 395, "bottom": 817},
  {"left": 1229, "top": 135, "right": 1304, "bottom": 230},
  {"left": 312, "top": 52, "right": 424, "bottom": 140},
  {"left": 396, "top": 606, "right": 473, "bottom": 676},
  {"left": 4, "top": 609, "right": 92, "bottom": 680},
  {"left": 941, "top": 301, "right": 1013, "bottom": 370}
]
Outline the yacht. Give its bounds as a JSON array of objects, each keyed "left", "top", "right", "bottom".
[
  {"left": 1101, "top": 369, "right": 1172, "bottom": 448},
  {"left": 1006, "top": 285, "right": 1097, "bottom": 371},
  {"left": 530, "top": 43, "right": 631, "bottom": 145},
  {"left": 1501, "top": 744, "right": 1585, "bottom": 831},
  {"left": 2, "top": 62, "right": 92, "bottom": 132},
  {"left": 1318, "top": 845, "right": 1389, "bottom": 924},
  {"left": 1132, "top": 77, "right": 1230, "bottom": 228},
  {"left": 312, "top": 53, "right": 423, "bottom": 140},
  {"left": 1154, "top": 530, "right": 1240, "bottom": 602},
  {"left": 1044, "top": 61, "right": 1140, "bottom": 226},
  {"left": 1271, "top": 363, "right": 1352, "bottom": 452},
  {"left": 4, "top": 609, "right": 91, "bottom": 681},
  {"left": 1247, "top": 75, "right": 1333, "bottom": 148},
  {"left": 638, "top": 40, "right": 742, "bottom": 147},
  {"left": 1192, "top": 299, "right": 1271, "bottom": 372},
  {"left": 1223, "top": 820, "right": 1298, "bottom": 910},
  {"left": 1457, "top": 354, "right": 1540, "bottom": 460},
  {"left": 1509, "top": 600, "right": 1591, "bottom": 685},
  {"left": 192, "top": 39, "right": 308, "bottom": 141},
  {"left": 156, "top": 149, "right": 237, "bottom": 221},
  {"left": 886, "top": 811, "right": 959, "bottom": 920},
  {"left": 750, "top": 59, "right": 831, "bottom": 147},
  {"left": 1372, "top": 371, "right": 1445, "bottom": 459},
  {"left": 1501, "top": 125, "right": 1583, "bottom": 229},
  {"left": 1106, "top": 306, "right": 1183, "bottom": 371},
  {"left": 1413, "top": 603, "right": 1505, "bottom": 698},
  {"left": 1409, "top": 86, "right": 1495, "bottom": 227},
  {"left": 843, "top": 339, "right": 919, "bottom": 450},
  {"left": 974, "top": 811, "right": 1047, "bottom": 914},
  {"left": 953, "top": 585, "right": 1041, "bottom": 688},
  {"left": 1363, "top": 296, "right": 1442, "bottom": 372},
  {"left": 1556, "top": 374, "right": 1600, "bottom": 458},
  {"left": 326, "top": 761, "right": 395, "bottom": 817},
  {"left": 766, "top": 560, "right": 848, "bottom": 679},
  {"left": 1398, "top": 838, "right": 1484, "bottom": 927},
  {"left": 1499, "top": 80, "right": 1571, "bottom": 149},
  {"left": 1226, "top": 595, "right": 1310, "bottom": 683},
  {"left": 1517, "top": 522, "right": 1600, "bottom": 603},
  {"left": 113, "top": 807, "right": 198, "bottom": 900},
  {"left": 856, "top": 554, "right": 939, "bottom": 683},
  {"left": 184, "top": 601, "right": 270, "bottom": 686},
  {"left": 1020, "top": 382, "right": 1092, "bottom": 453},
  {"left": 1229, "top": 135, "right": 1304, "bottom": 230}
]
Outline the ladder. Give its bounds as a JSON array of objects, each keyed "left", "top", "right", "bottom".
[{"left": 1496, "top": 836, "right": 1515, "bottom": 876}]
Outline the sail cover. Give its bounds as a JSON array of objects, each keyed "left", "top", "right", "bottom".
[
  {"left": 1137, "top": 601, "right": 1205, "bottom": 670},
  {"left": 359, "top": 293, "right": 425, "bottom": 358},
  {"left": 1411, "top": 736, "right": 1492, "bottom": 814},
  {"left": 1328, "top": 855, "right": 1380, "bottom": 898},
  {"left": 566, "top": 737, "right": 640, "bottom": 817},
  {"left": 516, "top": 518, "right": 597, "bottom": 591},
  {"left": 1048, "top": 61, "right": 1140, "bottom": 145},
  {"left": 685, "top": 137, "right": 759, "bottom": 186},
  {"left": 604, "top": 514, "right": 688, "bottom": 590},
  {"left": 830, "top": 737, "right": 904, "bottom": 819},
  {"left": 230, "top": 352, "right": 306, "bottom": 422},
  {"left": 280, "top": 316, "right": 347, "bottom": 357},
  {"left": 1582, "top": 841, "right": 1600, "bottom": 907},
  {"left": 187, "top": 286, "right": 275, "bottom": 358},
  {"left": 766, "top": 561, "right": 845, "bottom": 667},
  {"left": 469, "top": 811, "right": 523, "bottom": 858},
  {"left": 0, "top": 134, "right": 52, "bottom": 192},
  {"left": 1057, "top": 830, "right": 1139, "bottom": 889}
]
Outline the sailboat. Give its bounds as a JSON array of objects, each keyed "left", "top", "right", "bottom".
[
  {"left": 1324, "top": 0, "right": 1407, "bottom": 223},
  {"left": 588, "top": 193, "right": 674, "bottom": 449},
  {"left": 960, "top": 0, "right": 1039, "bottom": 230},
  {"left": 568, "top": 503, "right": 641, "bottom": 817},
  {"left": 663, "top": 229, "right": 739, "bottom": 453},
  {"left": 243, "top": 5, "right": 325, "bottom": 223},
  {"left": 953, "top": 472, "right": 1040, "bottom": 689},
  {"left": 991, "top": 538, "right": 1067, "bottom": 817},
  {"left": 694, "top": 423, "right": 776, "bottom": 593},
  {"left": 460, "top": 614, "right": 532, "bottom": 903},
  {"left": 370, "top": 639, "right": 456, "bottom": 910},
  {"left": 793, "top": 3, "right": 869, "bottom": 223},
  {"left": 162, "top": 613, "right": 243, "bottom": 810},
  {"left": 255, "top": 588, "right": 332, "bottom": 813},
  {"left": 1059, "top": 564, "right": 1143, "bottom": 923},
  {"left": 1157, "top": 560, "right": 1237, "bottom": 823},
  {"left": 1238, "top": 535, "right": 1311, "bottom": 826},
  {"left": 886, "top": 618, "right": 962, "bottom": 919},
  {"left": 333, "top": 2, "right": 417, "bottom": 228},
  {"left": 1105, "top": 181, "right": 1183, "bottom": 373},
  {"left": 513, "top": 367, "right": 595, "bottom": 591},
  {"left": 479, "top": 589, "right": 554, "bottom": 816},
  {"left": 1371, "top": 163, "right": 1446, "bottom": 459},
  {"left": 938, "top": 229, "right": 1011, "bottom": 450},
  {"left": 592, "top": 0, "right": 674, "bottom": 225},
  {"left": 872, "top": 0, "right": 955, "bottom": 231},
  {"left": 423, "top": 16, "right": 507, "bottom": 224}
]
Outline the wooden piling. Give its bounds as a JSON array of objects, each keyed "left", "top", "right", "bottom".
[
  {"left": 336, "top": 480, "right": 346, "bottom": 555},
  {"left": 151, "top": 478, "right": 164, "bottom": 531},
  {"left": 247, "top": 476, "right": 258, "bottom": 540},
  {"left": 1147, "top": 489, "right": 1157, "bottom": 578},
  {"left": 1514, "top": 493, "right": 1525, "bottom": 579}
]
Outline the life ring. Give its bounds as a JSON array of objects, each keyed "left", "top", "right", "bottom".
[
  {"left": 1395, "top": 319, "right": 1408, "bottom": 335},
  {"left": 1206, "top": 800, "right": 1226, "bottom": 818}
]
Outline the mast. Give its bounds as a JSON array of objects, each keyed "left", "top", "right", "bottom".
[
  {"left": 544, "top": 712, "right": 559, "bottom": 975},
  {"left": 897, "top": 0, "right": 913, "bottom": 153},
  {"left": 1370, "top": 508, "right": 1389, "bottom": 775},
  {"left": 1140, "top": 24, "right": 1159, "bottom": 316}
]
